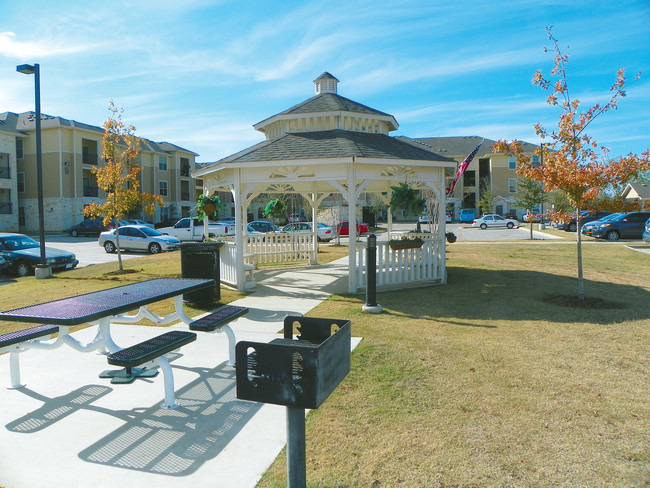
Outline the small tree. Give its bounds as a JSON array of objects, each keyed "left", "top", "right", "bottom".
[
  {"left": 494, "top": 28, "right": 650, "bottom": 300},
  {"left": 515, "top": 177, "right": 545, "bottom": 239},
  {"left": 83, "top": 101, "right": 163, "bottom": 271},
  {"left": 477, "top": 181, "right": 497, "bottom": 216}
]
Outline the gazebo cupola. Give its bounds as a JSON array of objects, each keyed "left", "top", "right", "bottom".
[
  {"left": 252, "top": 73, "right": 399, "bottom": 141},
  {"left": 314, "top": 72, "right": 339, "bottom": 94}
]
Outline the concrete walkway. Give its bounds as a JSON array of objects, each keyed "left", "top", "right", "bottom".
[{"left": 0, "top": 258, "right": 354, "bottom": 488}]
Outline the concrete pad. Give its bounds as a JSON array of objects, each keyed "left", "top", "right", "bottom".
[{"left": 0, "top": 259, "right": 359, "bottom": 488}]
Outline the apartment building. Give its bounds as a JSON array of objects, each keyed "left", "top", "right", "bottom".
[
  {"left": 399, "top": 135, "right": 541, "bottom": 219},
  {"left": 0, "top": 111, "right": 199, "bottom": 234}
]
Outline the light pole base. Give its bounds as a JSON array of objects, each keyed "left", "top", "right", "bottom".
[
  {"left": 538, "top": 223, "right": 546, "bottom": 230},
  {"left": 35, "top": 265, "right": 52, "bottom": 279},
  {"left": 362, "top": 304, "right": 383, "bottom": 314}
]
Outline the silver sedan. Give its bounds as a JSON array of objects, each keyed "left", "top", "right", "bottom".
[{"left": 99, "top": 225, "right": 180, "bottom": 254}]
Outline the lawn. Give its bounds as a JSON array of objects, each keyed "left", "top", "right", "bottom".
[
  {"left": 0, "top": 242, "right": 647, "bottom": 487},
  {"left": 257, "top": 243, "right": 650, "bottom": 487}
]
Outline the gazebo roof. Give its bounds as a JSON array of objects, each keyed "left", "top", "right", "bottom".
[{"left": 200, "top": 129, "right": 454, "bottom": 168}]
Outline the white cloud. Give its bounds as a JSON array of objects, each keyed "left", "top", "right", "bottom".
[{"left": 0, "top": 31, "right": 99, "bottom": 59}]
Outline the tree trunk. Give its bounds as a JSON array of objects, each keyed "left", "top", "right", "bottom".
[
  {"left": 115, "top": 231, "right": 124, "bottom": 272},
  {"left": 576, "top": 206, "right": 584, "bottom": 300}
]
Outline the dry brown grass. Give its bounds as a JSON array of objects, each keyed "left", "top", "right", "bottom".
[{"left": 258, "top": 243, "right": 650, "bottom": 488}]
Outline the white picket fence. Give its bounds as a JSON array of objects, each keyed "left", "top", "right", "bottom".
[
  {"left": 354, "top": 238, "right": 444, "bottom": 292},
  {"left": 219, "top": 234, "right": 316, "bottom": 289}
]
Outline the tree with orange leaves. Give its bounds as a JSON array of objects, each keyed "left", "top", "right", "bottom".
[
  {"left": 494, "top": 27, "right": 649, "bottom": 300},
  {"left": 83, "top": 101, "right": 164, "bottom": 271}
]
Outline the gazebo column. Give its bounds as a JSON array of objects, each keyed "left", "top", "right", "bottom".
[{"left": 232, "top": 170, "right": 246, "bottom": 292}]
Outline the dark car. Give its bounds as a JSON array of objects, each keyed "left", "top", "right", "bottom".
[
  {"left": 0, "top": 233, "right": 79, "bottom": 277},
  {"left": 560, "top": 210, "right": 611, "bottom": 232},
  {"left": 68, "top": 218, "right": 110, "bottom": 237},
  {"left": 154, "top": 217, "right": 180, "bottom": 229},
  {"left": 248, "top": 221, "right": 280, "bottom": 233},
  {"left": 0, "top": 254, "right": 9, "bottom": 274},
  {"left": 589, "top": 212, "right": 650, "bottom": 241}
]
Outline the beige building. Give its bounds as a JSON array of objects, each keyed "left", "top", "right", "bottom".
[
  {"left": 0, "top": 112, "right": 200, "bottom": 234},
  {"left": 399, "top": 136, "right": 541, "bottom": 219}
]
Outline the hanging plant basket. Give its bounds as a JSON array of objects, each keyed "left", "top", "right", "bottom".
[{"left": 389, "top": 239, "right": 424, "bottom": 250}]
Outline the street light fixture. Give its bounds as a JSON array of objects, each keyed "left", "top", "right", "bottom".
[{"left": 17, "top": 63, "right": 50, "bottom": 278}]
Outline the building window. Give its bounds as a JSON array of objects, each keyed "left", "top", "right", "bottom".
[
  {"left": 18, "top": 207, "right": 25, "bottom": 226},
  {"left": 508, "top": 157, "right": 516, "bottom": 170},
  {"left": 159, "top": 181, "right": 168, "bottom": 197},
  {"left": 159, "top": 156, "right": 168, "bottom": 171},
  {"left": 180, "top": 157, "right": 190, "bottom": 177},
  {"left": 508, "top": 178, "right": 517, "bottom": 193},
  {"left": 83, "top": 178, "right": 99, "bottom": 197},
  {"left": 180, "top": 180, "right": 190, "bottom": 201},
  {"left": 0, "top": 153, "right": 9, "bottom": 179},
  {"left": 82, "top": 139, "right": 99, "bottom": 165},
  {"left": 463, "top": 170, "right": 476, "bottom": 187},
  {"left": 17, "top": 173, "right": 25, "bottom": 193},
  {"left": 0, "top": 189, "right": 11, "bottom": 214},
  {"left": 16, "top": 138, "right": 24, "bottom": 159}
]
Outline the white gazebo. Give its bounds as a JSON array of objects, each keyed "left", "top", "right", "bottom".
[{"left": 193, "top": 73, "right": 456, "bottom": 293}]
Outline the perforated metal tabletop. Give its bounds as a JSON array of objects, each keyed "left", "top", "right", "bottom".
[{"left": 0, "top": 278, "right": 214, "bottom": 325}]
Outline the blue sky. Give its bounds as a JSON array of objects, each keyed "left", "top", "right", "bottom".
[{"left": 2, "top": 0, "right": 649, "bottom": 162}]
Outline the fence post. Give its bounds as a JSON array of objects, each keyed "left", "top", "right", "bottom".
[{"left": 362, "top": 234, "right": 383, "bottom": 314}]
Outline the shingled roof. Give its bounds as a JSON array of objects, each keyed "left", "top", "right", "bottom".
[
  {"left": 209, "top": 129, "right": 454, "bottom": 165},
  {"left": 399, "top": 135, "right": 539, "bottom": 157}
]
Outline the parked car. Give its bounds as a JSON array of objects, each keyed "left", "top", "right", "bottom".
[
  {"left": 248, "top": 221, "right": 281, "bottom": 233},
  {"left": 581, "top": 213, "right": 624, "bottom": 236},
  {"left": 560, "top": 210, "right": 611, "bottom": 232},
  {"left": 521, "top": 211, "right": 541, "bottom": 223},
  {"left": 336, "top": 221, "right": 369, "bottom": 236},
  {"left": 459, "top": 209, "right": 476, "bottom": 223},
  {"left": 472, "top": 214, "right": 518, "bottom": 229},
  {"left": 154, "top": 217, "right": 181, "bottom": 229},
  {"left": 419, "top": 213, "right": 452, "bottom": 223},
  {"left": 0, "top": 233, "right": 79, "bottom": 277},
  {"left": 68, "top": 218, "right": 111, "bottom": 237},
  {"left": 282, "top": 222, "right": 337, "bottom": 242},
  {"left": 643, "top": 217, "right": 650, "bottom": 243},
  {"left": 589, "top": 212, "right": 650, "bottom": 241},
  {"left": 118, "top": 219, "right": 154, "bottom": 228},
  {"left": 99, "top": 225, "right": 181, "bottom": 254},
  {"left": 0, "top": 254, "right": 9, "bottom": 274}
]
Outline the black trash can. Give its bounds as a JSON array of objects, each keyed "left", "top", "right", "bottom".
[{"left": 180, "top": 242, "right": 222, "bottom": 305}]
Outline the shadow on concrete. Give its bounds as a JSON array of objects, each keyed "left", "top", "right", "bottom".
[{"left": 77, "top": 364, "right": 261, "bottom": 476}]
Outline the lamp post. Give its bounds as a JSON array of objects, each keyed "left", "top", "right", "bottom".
[
  {"left": 17, "top": 63, "right": 50, "bottom": 278},
  {"left": 539, "top": 142, "right": 548, "bottom": 230}
]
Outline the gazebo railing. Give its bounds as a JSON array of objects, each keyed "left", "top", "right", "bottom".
[
  {"left": 355, "top": 238, "right": 443, "bottom": 292},
  {"left": 220, "top": 234, "right": 316, "bottom": 289}
]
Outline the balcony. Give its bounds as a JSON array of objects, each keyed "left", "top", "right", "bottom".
[
  {"left": 0, "top": 201, "right": 12, "bottom": 214},
  {"left": 83, "top": 186, "right": 99, "bottom": 197},
  {"left": 0, "top": 166, "right": 10, "bottom": 179},
  {"left": 82, "top": 153, "right": 99, "bottom": 165},
  {"left": 181, "top": 165, "right": 191, "bottom": 177},
  {"left": 181, "top": 192, "right": 190, "bottom": 201}
]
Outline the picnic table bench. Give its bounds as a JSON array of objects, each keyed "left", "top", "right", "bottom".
[{"left": 0, "top": 278, "right": 218, "bottom": 407}]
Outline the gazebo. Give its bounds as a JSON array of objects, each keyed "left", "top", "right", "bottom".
[{"left": 193, "top": 73, "right": 456, "bottom": 293}]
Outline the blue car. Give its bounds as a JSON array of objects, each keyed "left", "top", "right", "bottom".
[
  {"left": 0, "top": 233, "right": 79, "bottom": 277},
  {"left": 643, "top": 217, "right": 650, "bottom": 243}
]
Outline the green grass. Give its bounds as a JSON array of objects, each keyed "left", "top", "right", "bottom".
[{"left": 257, "top": 243, "right": 650, "bottom": 487}]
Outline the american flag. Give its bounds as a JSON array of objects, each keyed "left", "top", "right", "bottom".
[{"left": 446, "top": 140, "right": 483, "bottom": 197}]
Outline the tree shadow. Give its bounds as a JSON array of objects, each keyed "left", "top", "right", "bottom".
[{"left": 375, "top": 266, "right": 650, "bottom": 325}]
